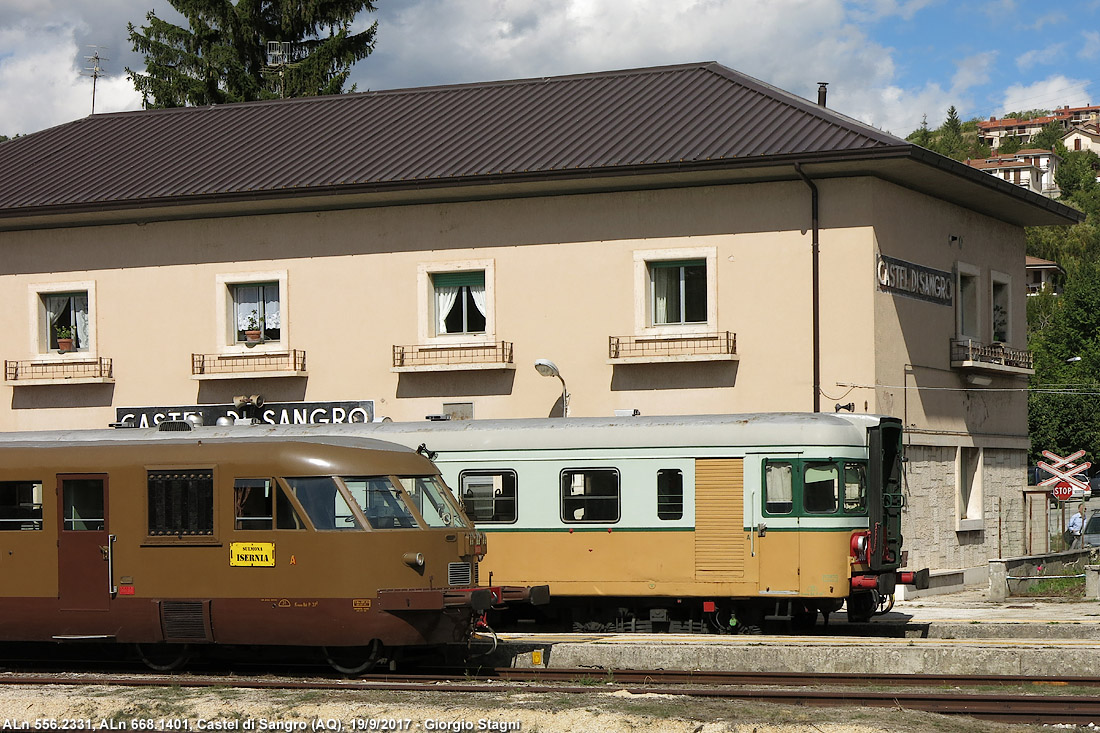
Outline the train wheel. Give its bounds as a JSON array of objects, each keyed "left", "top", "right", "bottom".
[
  {"left": 874, "top": 593, "right": 895, "bottom": 615},
  {"left": 323, "top": 640, "right": 384, "bottom": 675},
  {"left": 135, "top": 643, "right": 191, "bottom": 672}
]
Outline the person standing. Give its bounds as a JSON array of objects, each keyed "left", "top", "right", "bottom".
[{"left": 1067, "top": 503, "right": 1087, "bottom": 549}]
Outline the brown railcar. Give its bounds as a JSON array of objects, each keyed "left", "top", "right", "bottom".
[{"left": 0, "top": 424, "right": 520, "bottom": 671}]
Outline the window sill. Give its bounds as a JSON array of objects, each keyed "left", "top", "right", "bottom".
[
  {"left": 392, "top": 362, "right": 516, "bottom": 373},
  {"left": 191, "top": 350, "right": 307, "bottom": 380},
  {"left": 5, "top": 357, "right": 114, "bottom": 385},
  {"left": 956, "top": 518, "right": 984, "bottom": 532},
  {"left": 192, "top": 370, "right": 309, "bottom": 381},
  {"left": 608, "top": 353, "right": 739, "bottom": 365}
]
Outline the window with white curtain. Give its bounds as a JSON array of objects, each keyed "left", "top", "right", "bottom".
[
  {"left": 432, "top": 271, "right": 486, "bottom": 335},
  {"left": 42, "top": 291, "right": 89, "bottom": 351},
  {"left": 649, "top": 260, "right": 706, "bottom": 325},
  {"left": 232, "top": 282, "right": 281, "bottom": 342}
]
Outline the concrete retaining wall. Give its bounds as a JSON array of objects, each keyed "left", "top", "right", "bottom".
[{"left": 988, "top": 549, "right": 1099, "bottom": 601}]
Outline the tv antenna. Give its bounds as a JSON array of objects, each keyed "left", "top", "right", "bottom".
[
  {"left": 265, "top": 41, "right": 296, "bottom": 98},
  {"left": 83, "top": 46, "right": 109, "bottom": 114}
]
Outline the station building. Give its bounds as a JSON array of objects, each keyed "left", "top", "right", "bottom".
[{"left": 0, "top": 62, "right": 1081, "bottom": 577}]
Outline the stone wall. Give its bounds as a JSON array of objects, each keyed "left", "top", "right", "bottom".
[{"left": 901, "top": 445, "right": 1027, "bottom": 572}]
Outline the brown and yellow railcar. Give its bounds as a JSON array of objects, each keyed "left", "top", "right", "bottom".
[{"left": 0, "top": 424, "right": 519, "bottom": 670}]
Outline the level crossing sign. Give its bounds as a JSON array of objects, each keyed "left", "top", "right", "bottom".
[{"left": 1037, "top": 450, "right": 1091, "bottom": 501}]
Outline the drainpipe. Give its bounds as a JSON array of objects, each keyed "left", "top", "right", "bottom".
[{"left": 794, "top": 163, "right": 821, "bottom": 413}]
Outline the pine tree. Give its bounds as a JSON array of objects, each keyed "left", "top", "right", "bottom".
[
  {"left": 907, "top": 115, "right": 934, "bottom": 148},
  {"left": 126, "top": 0, "right": 378, "bottom": 108}
]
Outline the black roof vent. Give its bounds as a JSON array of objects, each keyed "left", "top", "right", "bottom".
[{"left": 158, "top": 420, "right": 193, "bottom": 432}]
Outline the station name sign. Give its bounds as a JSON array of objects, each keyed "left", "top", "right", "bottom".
[
  {"left": 877, "top": 255, "right": 954, "bottom": 306},
  {"left": 116, "top": 399, "right": 374, "bottom": 428}
]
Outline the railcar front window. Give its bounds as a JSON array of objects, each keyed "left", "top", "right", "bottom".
[
  {"left": 234, "top": 479, "right": 273, "bottom": 530},
  {"left": 459, "top": 471, "right": 518, "bottom": 523},
  {"left": 398, "top": 476, "right": 470, "bottom": 528},
  {"left": 0, "top": 481, "right": 43, "bottom": 531},
  {"left": 803, "top": 463, "right": 839, "bottom": 514},
  {"left": 765, "top": 463, "right": 793, "bottom": 515},
  {"left": 843, "top": 463, "right": 868, "bottom": 514},
  {"left": 284, "top": 476, "right": 361, "bottom": 530},
  {"left": 342, "top": 477, "right": 417, "bottom": 529}
]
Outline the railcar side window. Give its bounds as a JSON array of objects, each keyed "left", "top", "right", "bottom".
[
  {"left": 63, "top": 479, "right": 105, "bottom": 531},
  {"left": 843, "top": 463, "right": 868, "bottom": 514},
  {"left": 657, "top": 469, "right": 684, "bottom": 520},
  {"left": 803, "top": 463, "right": 839, "bottom": 514},
  {"left": 342, "top": 477, "right": 417, "bottom": 529},
  {"left": 764, "top": 463, "right": 793, "bottom": 514},
  {"left": 561, "top": 469, "right": 620, "bottom": 523},
  {"left": 0, "top": 481, "right": 43, "bottom": 531},
  {"left": 459, "top": 471, "right": 518, "bottom": 523},
  {"left": 234, "top": 479, "right": 273, "bottom": 530},
  {"left": 398, "top": 476, "right": 470, "bottom": 528},
  {"left": 148, "top": 470, "right": 214, "bottom": 536},
  {"left": 285, "top": 477, "right": 362, "bottom": 530}
]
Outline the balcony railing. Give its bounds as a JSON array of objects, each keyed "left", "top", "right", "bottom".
[
  {"left": 609, "top": 332, "right": 738, "bottom": 363},
  {"left": 192, "top": 350, "right": 307, "bottom": 379},
  {"left": 950, "top": 338, "right": 1034, "bottom": 373},
  {"left": 5, "top": 358, "right": 113, "bottom": 384},
  {"left": 392, "top": 342, "right": 514, "bottom": 371}
]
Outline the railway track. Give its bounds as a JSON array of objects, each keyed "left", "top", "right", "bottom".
[{"left": 0, "top": 667, "right": 1097, "bottom": 725}]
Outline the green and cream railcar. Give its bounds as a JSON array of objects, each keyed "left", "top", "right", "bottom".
[{"left": 287, "top": 413, "right": 928, "bottom": 630}]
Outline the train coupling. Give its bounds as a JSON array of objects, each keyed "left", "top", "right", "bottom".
[
  {"left": 453, "top": 584, "right": 551, "bottom": 608},
  {"left": 850, "top": 568, "right": 930, "bottom": 592}
]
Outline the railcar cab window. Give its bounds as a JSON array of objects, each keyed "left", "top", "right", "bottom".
[
  {"left": 341, "top": 477, "right": 416, "bottom": 529},
  {"left": 284, "top": 476, "right": 362, "bottom": 530},
  {"left": 0, "top": 481, "right": 43, "bottom": 531},
  {"left": 234, "top": 478, "right": 305, "bottom": 530},
  {"left": 397, "top": 476, "right": 469, "bottom": 528},
  {"left": 657, "top": 469, "right": 684, "bottom": 520},
  {"left": 561, "top": 469, "right": 620, "bottom": 523},
  {"left": 458, "top": 470, "right": 518, "bottom": 523},
  {"left": 763, "top": 460, "right": 869, "bottom": 517},
  {"left": 147, "top": 470, "right": 214, "bottom": 536}
]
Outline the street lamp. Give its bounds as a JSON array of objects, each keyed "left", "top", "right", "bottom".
[{"left": 534, "top": 359, "right": 569, "bottom": 417}]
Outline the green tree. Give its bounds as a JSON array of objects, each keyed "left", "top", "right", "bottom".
[
  {"left": 127, "top": 0, "right": 378, "bottom": 108},
  {"left": 1056, "top": 148, "right": 1100, "bottom": 200},
  {"left": 999, "top": 135, "right": 1022, "bottom": 154},
  {"left": 1032, "top": 120, "right": 1065, "bottom": 151},
  {"left": 907, "top": 115, "right": 934, "bottom": 148}
]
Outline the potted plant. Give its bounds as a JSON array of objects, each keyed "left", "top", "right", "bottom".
[
  {"left": 243, "top": 311, "right": 264, "bottom": 343},
  {"left": 55, "top": 325, "right": 74, "bottom": 352}
]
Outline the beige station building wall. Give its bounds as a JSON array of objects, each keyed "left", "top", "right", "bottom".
[{"left": 0, "top": 175, "right": 1033, "bottom": 574}]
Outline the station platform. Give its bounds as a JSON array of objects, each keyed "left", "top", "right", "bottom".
[{"left": 484, "top": 586, "right": 1100, "bottom": 677}]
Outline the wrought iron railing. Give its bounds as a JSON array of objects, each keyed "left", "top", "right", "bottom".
[
  {"left": 609, "top": 332, "right": 737, "bottom": 360},
  {"left": 192, "top": 350, "right": 306, "bottom": 376},
  {"left": 393, "top": 341, "right": 514, "bottom": 368},
  {"left": 950, "top": 339, "right": 1033, "bottom": 370},
  {"left": 5, "top": 358, "right": 113, "bottom": 381}
]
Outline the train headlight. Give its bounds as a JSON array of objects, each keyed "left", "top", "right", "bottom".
[
  {"left": 850, "top": 532, "right": 869, "bottom": 563},
  {"left": 402, "top": 552, "right": 425, "bottom": 568}
]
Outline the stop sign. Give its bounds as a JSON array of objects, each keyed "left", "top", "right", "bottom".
[{"left": 1052, "top": 481, "right": 1075, "bottom": 501}]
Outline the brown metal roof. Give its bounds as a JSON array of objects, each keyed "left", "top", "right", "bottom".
[
  {"left": 0, "top": 62, "right": 900, "bottom": 211},
  {"left": 0, "top": 61, "right": 1082, "bottom": 227}
]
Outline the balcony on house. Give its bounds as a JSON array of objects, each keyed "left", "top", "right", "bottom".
[
  {"left": 608, "top": 331, "right": 738, "bottom": 364},
  {"left": 4, "top": 357, "right": 114, "bottom": 385},
  {"left": 950, "top": 338, "right": 1034, "bottom": 375},
  {"left": 392, "top": 341, "right": 514, "bottom": 372},
  {"left": 191, "top": 350, "right": 307, "bottom": 380}
]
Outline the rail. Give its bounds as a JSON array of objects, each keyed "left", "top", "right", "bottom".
[
  {"left": 950, "top": 338, "right": 1033, "bottom": 370},
  {"left": 191, "top": 350, "right": 306, "bottom": 376},
  {"left": 609, "top": 331, "right": 737, "bottom": 360},
  {"left": 392, "top": 341, "right": 514, "bottom": 369},
  {"left": 4, "top": 358, "right": 113, "bottom": 382}
]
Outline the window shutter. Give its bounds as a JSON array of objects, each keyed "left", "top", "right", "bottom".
[{"left": 432, "top": 271, "right": 485, "bottom": 288}]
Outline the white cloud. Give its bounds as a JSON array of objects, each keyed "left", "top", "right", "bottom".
[
  {"left": 0, "top": 23, "right": 141, "bottom": 136},
  {"left": 1016, "top": 43, "right": 1067, "bottom": 71},
  {"left": 1000, "top": 75, "right": 1092, "bottom": 115},
  {"left": 1081, "top": 30, "right": 1100, "bottom": 60}
]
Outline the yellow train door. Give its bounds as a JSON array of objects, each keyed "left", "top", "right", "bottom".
[
  {"left": 694, "top": 459, "right": 747, "bottom": 582},
  {"left": 754, "top": 458, "right": 800, "bottom": 595}
]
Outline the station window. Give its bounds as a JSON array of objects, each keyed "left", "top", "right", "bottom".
[
  {"left": 656, "top": 469, "right": 684, "bottom": 520},
  {"left": 42, "top": 291, "right": 90, "bottom": 352},
  {"left": 417, "top": 261, "right": 496, "bottom": 344},
  {"left": 433, "top": 271, "right": 486, "bottom": 335},
  {"left": 232, "top": 282, "right": 281, "bottom": 343},
  {"left": 459, "top": 470, "right": 518, "bottom": 523},
  {"left": 649, "top": 260, "right": 707, "bottom": 325},
  {"left": 0, "top": 481, "right": 43, "bottom": 531},
  {"left": 803, "top": 463, "right": 839, "bottom": 514},
  {"left": 764, "top": 462, "right": 793, "bottom": 515},
  {"left": 956, "top": 263, "right": 980, "bottom": 340},
  {"left": 561, "top": 469, "right": 620, "bottom": 523},
  {"left": 148, "top": 470, "right": 214, "bottom": 536}
]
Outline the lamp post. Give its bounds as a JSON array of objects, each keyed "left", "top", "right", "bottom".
[{"left": 534, "top": 359, "right": 569, "bottom": 417}]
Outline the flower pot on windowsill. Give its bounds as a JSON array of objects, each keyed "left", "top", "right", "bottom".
[
  {"left": 245, "top": 330, "right": 263, "bottom": 343},
  {"left": 56, "top": 338, "right": 74, "bottom": 353}
]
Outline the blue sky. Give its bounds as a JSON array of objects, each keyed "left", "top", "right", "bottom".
[{"left": 0, "top": 0, "right": 1096, "bottom": 138}]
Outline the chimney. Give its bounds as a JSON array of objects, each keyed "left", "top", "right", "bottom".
[{"left": 817, "top": 82, "right": 828, "bottom": 107}]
